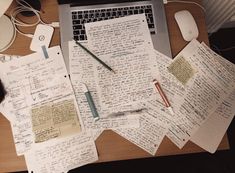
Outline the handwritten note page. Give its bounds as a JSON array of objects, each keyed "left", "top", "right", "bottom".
[
  {"left": 31, "top": 98, "right": 81, "bottom": 143},
  {"left": 69, "top": 41, "right": 140, "bottom": 135},
  {"left": 0, "top": 54, "right": 20, "bottom": 121},
  {"left": 0, "top": 46, "right": 83, "bottom": 155},
  {"left": 191, "top": 43, "right": 235, "bottom": 153},
  {"left": 113, "top": 51, "right": 177, "bottom": 155},
  {"left": 166, "top": 39, "right": 235, "bottom": 148},
  {"left": 114, "top": 98, "right": 170, "bottom": 155},
  {"left": 114, "top": 112, "right": 168, "bottom": 155},
  {"left": 152, "top": 50, "right": 186, "bottom": 120},
  {"left": 25, "top": 131, "right": 98, "bottom": 173},
  {"left": 85, "top": 14, "right": 158, "bottom": 112},
  {"left": 0, "top": 53, "right": 20, "bottom": 63}
]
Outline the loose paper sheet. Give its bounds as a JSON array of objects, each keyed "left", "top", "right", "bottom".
[
  {"left": 190, "top": 43, "right": 235, "bottom": 153},
  {"left": 0, "top": 54, "right": 20, "bottom": 121},
  {"left": 152, "top": 50, "right": 185, "bottom": 120},
  {"left": 0, "top": 46, "right": 83, "bottom": 155},
  {"left": 0, "top": 54, "right": 20, "bottom": 63},
  {"left": 69, "top": 41, "right": 140, "bottom": 136},
  {"left": 31, "top": 98, "right": 81, "bottom": 143},
  {"left": 114, "top": 51, "right": 175, "bottom": 155},
  {"left": 114, "top": 112, "right": 168, "bottom": 155},
  {"left": 25, "top": 131, "right": 98, "bottom": 173},
  {"left": 166, "top": 39, "right": 235, "bottom": 148},
  {"left": 85, "top": 14, "right": 158, "bottom": 112}
]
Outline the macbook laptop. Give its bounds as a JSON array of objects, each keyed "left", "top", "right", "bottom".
[{"left": 57, "top": 0, "right": 172, "bottom": 72}]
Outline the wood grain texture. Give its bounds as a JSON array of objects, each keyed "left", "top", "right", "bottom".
[{"left": 0, "top": 0, "right": 229, "bottom": 172}]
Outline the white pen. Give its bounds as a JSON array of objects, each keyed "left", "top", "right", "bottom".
[
  {"left": 153, "top": 79, "right": 174, "bottom": 115},
  {"left": 82, "top": 83, "right": 100, "bottom": 121}
]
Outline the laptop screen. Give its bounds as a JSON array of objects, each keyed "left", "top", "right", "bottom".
[{"left": 58, "top": 0, "right": 149, "bottom": 5}]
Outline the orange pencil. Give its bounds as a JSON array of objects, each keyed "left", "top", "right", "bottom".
[{"left": 153, "top": 79, "right": 174, "bottom": 115}]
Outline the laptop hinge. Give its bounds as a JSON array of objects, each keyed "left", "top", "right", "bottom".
[{"left": 70, "top": 0, "right": 148, "bottom": 7}]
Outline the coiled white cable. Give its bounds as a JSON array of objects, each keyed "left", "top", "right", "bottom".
[{"left": 10, "top": 0, "right": 59, "bottom": 38}]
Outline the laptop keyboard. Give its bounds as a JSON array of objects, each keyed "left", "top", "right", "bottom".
[{"left": 71, "top": 4, "right": 155, "bottom": 41}]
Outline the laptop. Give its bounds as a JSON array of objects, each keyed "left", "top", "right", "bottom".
[{"left": 57, "top": 0, "right": 172, "bottom": 72}]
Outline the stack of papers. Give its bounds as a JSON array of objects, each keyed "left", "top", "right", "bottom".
[
  {"left": 69, "top": 14, "right": 170, "bottom": 155},
  {"left": 0, "top": 14, "right": 234, "bottom": 172},
  {"left": 162, "top": 40, "right": 235, "bottom": 152},
  {"left": 0, "top": 47, "right": 98, "bottom": 172}
]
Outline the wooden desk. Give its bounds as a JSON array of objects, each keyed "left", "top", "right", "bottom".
[{"left": 0, "top": 0, "right": 230, "bottom": 172}]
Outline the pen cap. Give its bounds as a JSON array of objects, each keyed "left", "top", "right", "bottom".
[
  {"left": 82, "top": 83, "right": 89, "bottom": 93},
  {"left": 82, "top": 83, "right": 100, "bottom": 120}
]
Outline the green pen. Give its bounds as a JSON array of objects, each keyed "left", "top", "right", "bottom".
[
  {"left": 82, "top": 83, "right": 100, "bottom": 121},
  {"left": 75, "top": 40, "right": 116, "bottom": 74}
]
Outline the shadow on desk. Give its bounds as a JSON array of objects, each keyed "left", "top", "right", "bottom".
[
  {"left": 15, "top": 28, "right": 235, "bottom": 173},
  {"left": 73, "top": 118, "right": 235, "bottom": 173},
  {"left": 15, "top": 118, "right": 235, "bottom": 173},
  {"left": 15, "top": 97, "right": 235, "bottom": 173}
]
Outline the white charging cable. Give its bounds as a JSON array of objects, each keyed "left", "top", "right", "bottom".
[
  {"left": 10, "top": 0, "right": 59, "bottom": 38},
  {"left": 165, "top": 0, "right": 206, "bottom": 13}
]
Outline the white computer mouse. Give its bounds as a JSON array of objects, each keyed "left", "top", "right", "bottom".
[{"left": 174, "top": 10, "right": 199, "bottom": 42}]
